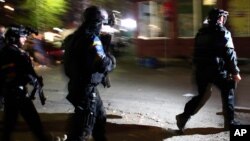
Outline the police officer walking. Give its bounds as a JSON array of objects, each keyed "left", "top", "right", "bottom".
[
  {"left": 63, "top": 6, "right": 116, "bottom": 141},
  {"left": 0, "top": 25, "right": 50, "bottom": 141},
  {"left": 176, "top": 8, "right": 241, "bottom": 132}
]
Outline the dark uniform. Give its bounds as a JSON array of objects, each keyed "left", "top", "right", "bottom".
[
  {"left": 0, "top": 25, "right": 5, "bottom": 109},
  {"left": 0, "top": 25, "right": 49, "bottom": 141},
  {"left": 0, "top": 35, "right": 4, "bottom": 50},
  {"left": 176, "top": 8, "right": 240, "bottom": 131},
  {"left": 63, "top": 6, "right": 115, "bottom": 141},
  {"left": 0, "top": 25, "right": 5, "bottom": 50}
]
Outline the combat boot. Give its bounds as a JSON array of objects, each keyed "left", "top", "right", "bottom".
[
  {"left": 224, "top": 120, "right": 240, "bottom": 131},
  {"left": 176, "top": 113, "right": 190, "bottom": 131}
]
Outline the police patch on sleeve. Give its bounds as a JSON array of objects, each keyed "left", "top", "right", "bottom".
[{"left": 93, "top": 36, "right": 106, "bottom": 59}]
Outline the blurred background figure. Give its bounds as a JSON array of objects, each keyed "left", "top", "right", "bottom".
[{"left": 31, "top": 33, "right": 51, "bottom": 67}]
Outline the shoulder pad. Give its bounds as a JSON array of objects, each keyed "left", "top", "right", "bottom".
[{"left": 224, "top": 30, "right": 234, "bottom": 49}]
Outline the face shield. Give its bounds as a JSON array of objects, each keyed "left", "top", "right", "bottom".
[
  {"left": 100, "top": 9, "right": 109, "bottom": 25},
  {"left": 219, "top": 10, "right": 229, "bottom": 25}
]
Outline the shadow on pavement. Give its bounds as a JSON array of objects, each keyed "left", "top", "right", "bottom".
[
  {"left": 182, "top": 127, "right": 225, "bottom": 135},
  {"left": 106, "top": 123, "right": 175, "bottom": 141},
  {"left": 42, "top": 113, "right": 176, "bottom": 141},
  {"left": 0, "top": 113, "right": 225, "bottom": 141}
]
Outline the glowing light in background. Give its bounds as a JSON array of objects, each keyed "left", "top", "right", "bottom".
[
  {"left": 121, "top": 18, "right": 137, "bottom": 30},
  {"left": 44, "top": 32, "right": 61, "bottom": 42},
  {"left": 203, "top": 0, "right": 217, "bottom": 5},
  {"left": 101, "top": 25, "right": 119, "bottom": 33}
]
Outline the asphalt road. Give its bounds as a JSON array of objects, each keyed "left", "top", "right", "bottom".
[
  {"left": 1, "top": 55, "right": 250, "bottom": 141},
  {"left": 35, "top": 55, "right": 250, "bottom": 113}
]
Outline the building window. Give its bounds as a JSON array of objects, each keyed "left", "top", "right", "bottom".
[
  {"left": 228, "top": 0, "right": 250, "bottom": 37},
  {"left": 138, "top": 1, "right": 166, "bottom": 38},
  {"left": 178, "top": 0, "right": 194, "bottom": 37}
]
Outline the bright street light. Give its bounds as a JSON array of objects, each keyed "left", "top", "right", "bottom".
[{"left": 4, "top": 5, "right": 15, "bottom": 11}]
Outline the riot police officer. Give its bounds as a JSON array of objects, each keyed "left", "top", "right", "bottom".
[
  {"left": 176, "top": 8, "right": 241, "bottom": 132},
  {"left": 63, "top": 6, "right": 116, "bottom": 141},
  {"left": 0, "top": 25, "right": 50, "bottom": 141}
]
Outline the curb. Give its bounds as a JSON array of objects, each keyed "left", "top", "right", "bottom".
[{"left": 235, "top": 106, "right": 250, "bottom": 113}]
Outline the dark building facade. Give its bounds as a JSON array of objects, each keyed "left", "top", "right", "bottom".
[{"left": 131, "top": 0, "right": 250, "bottom": 59}]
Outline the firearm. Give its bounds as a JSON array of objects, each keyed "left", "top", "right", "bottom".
[
  {"left": 101, "top": 72, "right": 111, "bottom": 88},
  {"left": 99, "top": 11, "right": 117, "bottom": 88},
  {"left": 100, "top": 33, "right": 112, "bottom": 88},
  {"left": 29, "top": 76, "right": 46, "bottom": 105}
]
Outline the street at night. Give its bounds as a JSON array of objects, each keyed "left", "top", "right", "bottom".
[
  {"left": 1, "top": 1, "right": 250, "bottom": 140},
  {"left": 1, "top": 53, "right": 249, "bottom": 141}
]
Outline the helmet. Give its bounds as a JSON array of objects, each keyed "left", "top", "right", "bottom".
[
  {"left": 5, "top": 25, "right": 38, "bottom": 44},
  {"left": 82, "top": 6, "right": 107, "bottom": 24},
  {"left": 207, "top": 8, "right": 229, "bottom": 25},
  {"left": 81, "top": 6, "right": 108, "bottom": 35}
]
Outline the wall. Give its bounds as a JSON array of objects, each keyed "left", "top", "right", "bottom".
[{"left": 135, "top": 37, "right": 250, "bottom": 59}]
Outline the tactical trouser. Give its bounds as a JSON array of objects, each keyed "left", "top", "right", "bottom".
[
  {"left": 182, "top": 73, "right": 235, "bottom": 127},
  {"left": 66, "top": 86, "right": 107, "bottom": 141},
  {"left": 1, "top": 88, "right": 49, "bottom": 141},
  {"left": 0, "top": 95, "right": 4, "bottom": 110}
]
